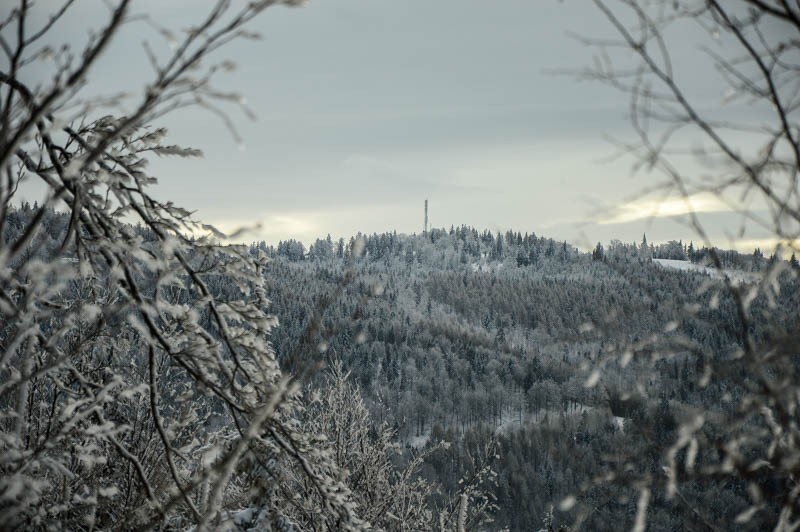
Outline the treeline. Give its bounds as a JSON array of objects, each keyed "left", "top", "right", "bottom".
[
  {"left": 257, "top": 226, "right": 580, "bottom": 267},
  {"left": 261, "top": 225, "right": 797, "bottom": 273},
  {"left": 599, "top": 233, "right": 797, "bottom": 270}
]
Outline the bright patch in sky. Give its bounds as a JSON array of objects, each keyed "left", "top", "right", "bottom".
[
  {"left": 598, "top": 193, "right": 729, "bottom": 225},
  {"left": 212, "top": 215, "right": 319, "bottom": 243},
  {"left": 731, "top": 238, "right": 798, "bottom": 254}
]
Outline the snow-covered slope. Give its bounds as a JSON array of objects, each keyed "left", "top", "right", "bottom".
[{"left": 653, "top": 258, "right": 760, "bottom": 284}]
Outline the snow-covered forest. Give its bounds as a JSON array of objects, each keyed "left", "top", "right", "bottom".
[
  {"left": 3, "top": 204, "right": 799, "bottom": 529},
  {"left": 2, "top": 0, "right": 800, "bottom": 530},
  {"left": 256, "top": 227, "right": 800, "bottom": 530}
]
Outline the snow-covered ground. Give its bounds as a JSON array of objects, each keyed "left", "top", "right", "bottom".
[
  {"left": 653, "top": 259, "right": 709, "bottom": 272},
  {"left": 653, "top": 258, "right": 760, "bottom": 284},
  {"left": 407, "top": 430, "right": 431, "bottom": 449}
]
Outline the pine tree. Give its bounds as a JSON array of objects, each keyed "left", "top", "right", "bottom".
[{"left": 592, "top": 242, "right": 605, "bottom": 261}]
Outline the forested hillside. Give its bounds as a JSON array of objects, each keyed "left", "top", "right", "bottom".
[{"left": 252, "top": 227, "right": 799, "bottom": 530}]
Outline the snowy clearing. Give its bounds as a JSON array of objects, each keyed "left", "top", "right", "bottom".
[{"left": 653, "top": 259, "right": 760, "bottom": 284}]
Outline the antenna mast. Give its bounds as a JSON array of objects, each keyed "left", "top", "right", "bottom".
[{"left": 424, "top": 199, "right": 428, "bottom": 235}]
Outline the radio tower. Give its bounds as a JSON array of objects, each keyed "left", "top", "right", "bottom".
[{"left": 424, "top": 199, "right": 428, "bottom": 236}]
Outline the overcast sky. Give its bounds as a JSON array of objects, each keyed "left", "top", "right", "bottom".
[{"left": 22, "top": 0, "right": 785, "bottom": 251}]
